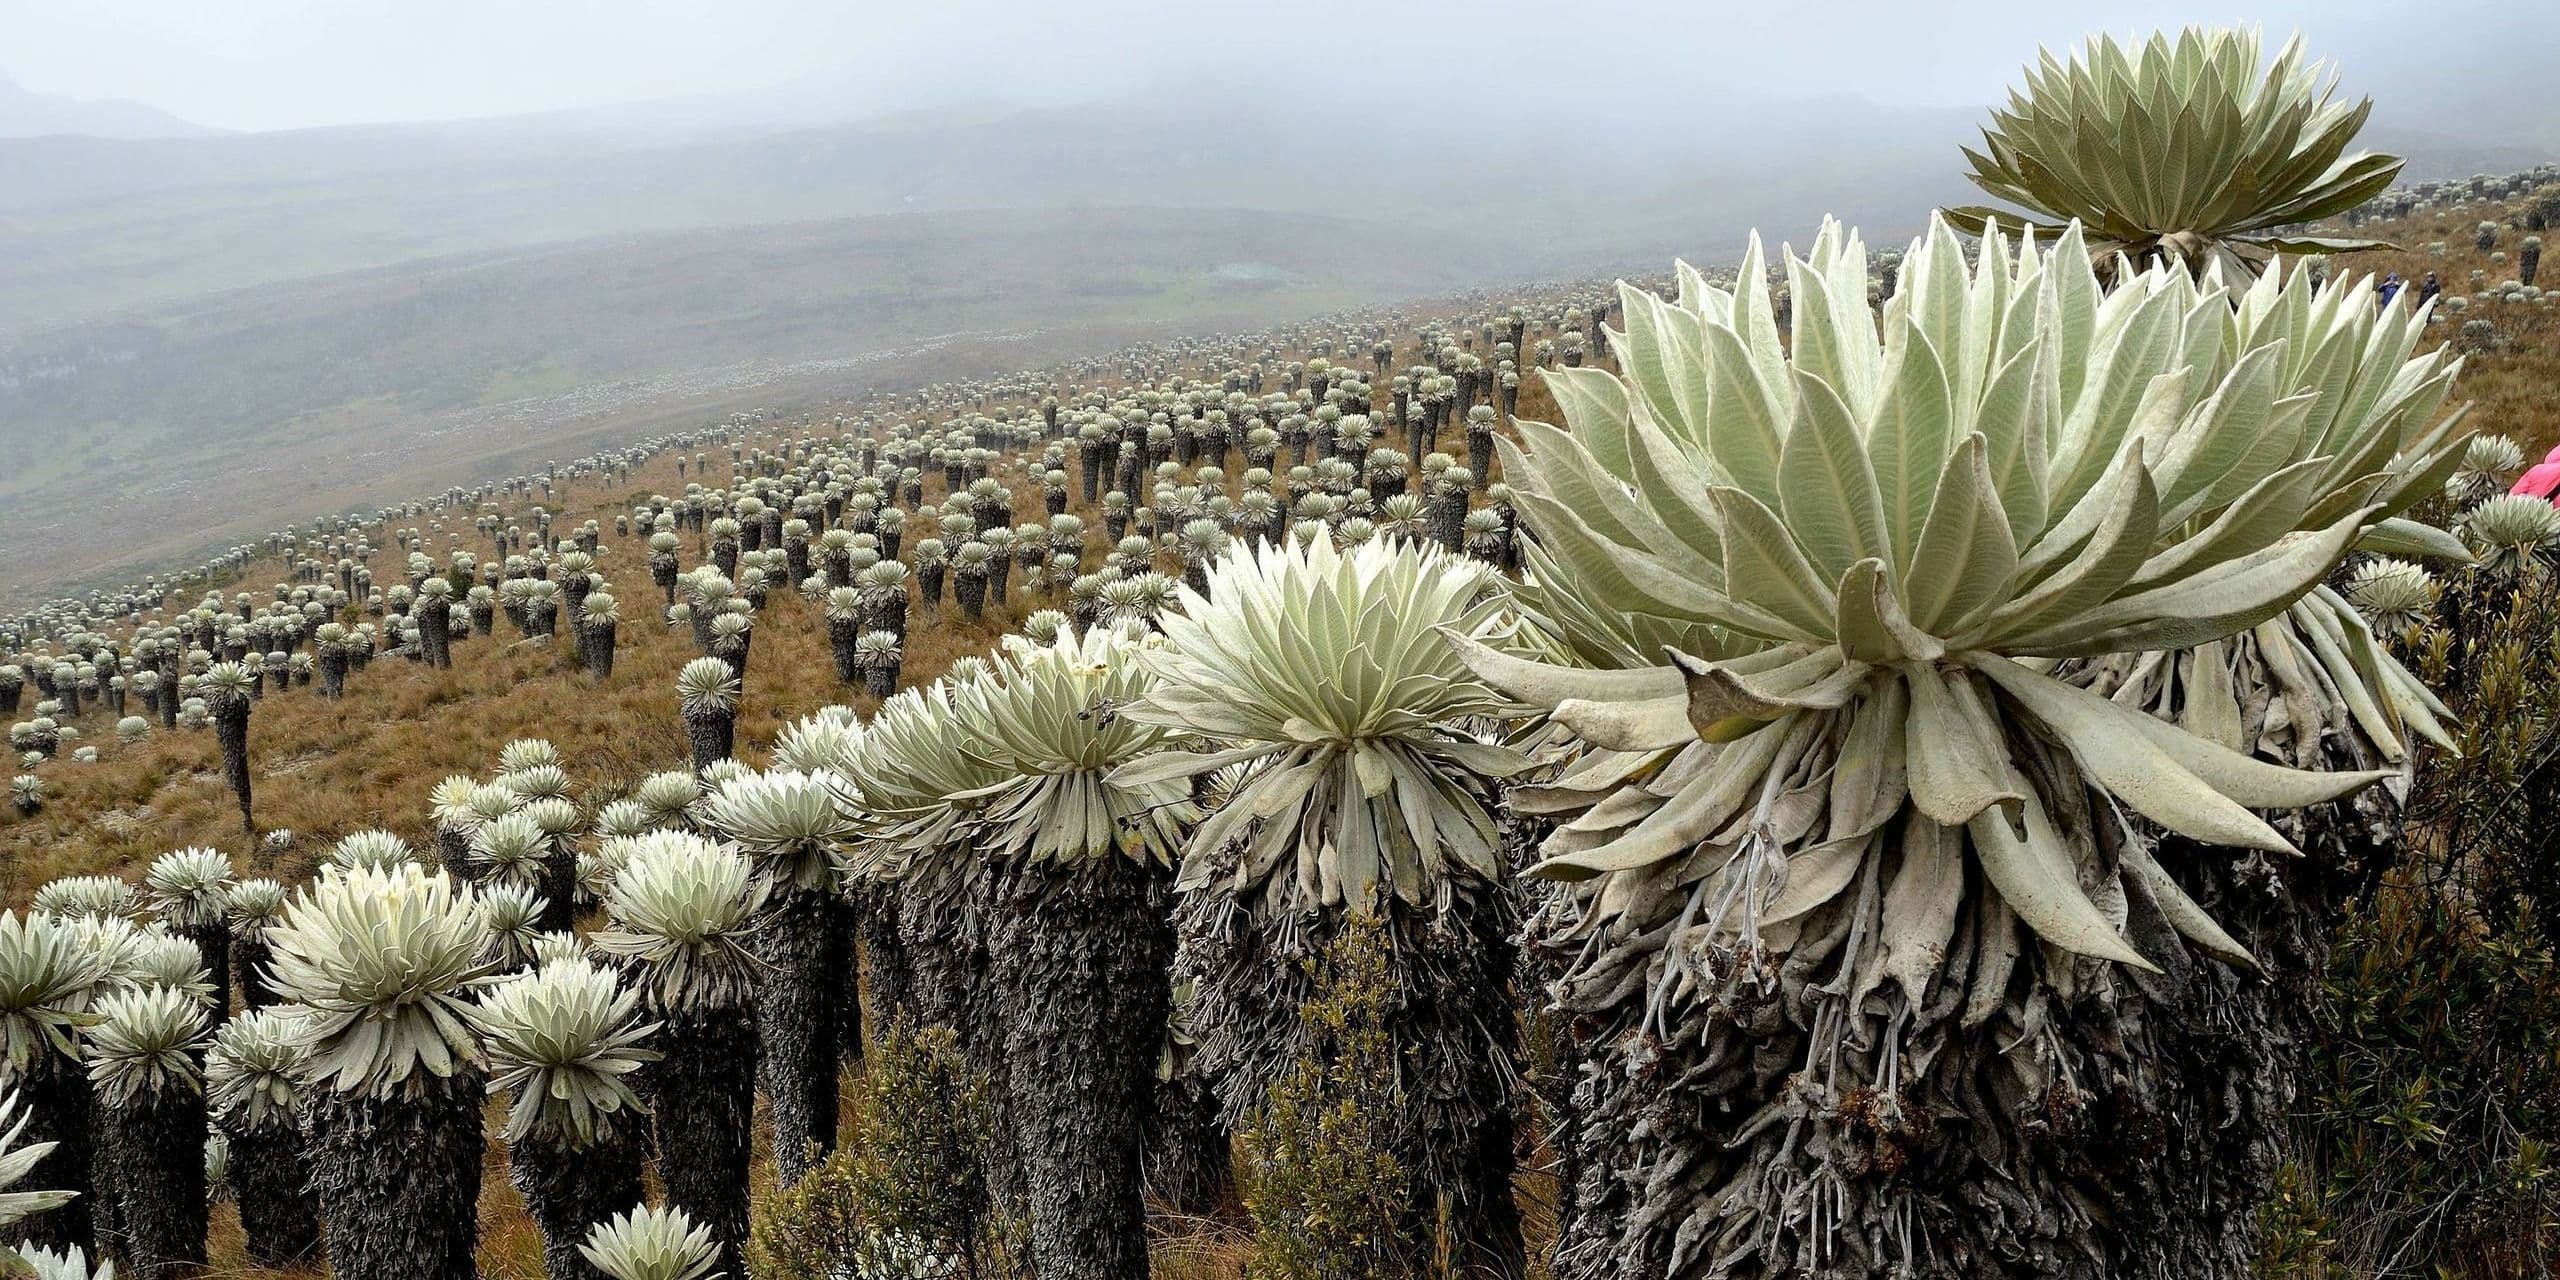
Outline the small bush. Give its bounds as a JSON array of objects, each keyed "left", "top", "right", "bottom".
[
  {"left": 2270, "top": 562, "right": 2560, "bottom": 1277},
  {"left": 1237, "top": 914, "right": 1437, "bottom": 1280},
  {"left": 748, "top": 1021, "right": 1023, "bottom": 1280}
]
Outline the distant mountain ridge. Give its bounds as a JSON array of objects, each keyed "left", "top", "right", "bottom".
[{"left": 0, "top": 69, "right": 217, "bottom": 139}]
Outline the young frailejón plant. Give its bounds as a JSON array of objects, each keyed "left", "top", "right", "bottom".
[
  {"left": 1944, "top": 27, "right": 2403, "bottom": 278},
  {"left": 934, "top": 623, "right": 1197, "bottom": 1280},
  {"left": 143, "top": 847, "right": 237, "bottom": 1024},
  {"left": 579, "top": 591, "right": 620, "bottom": 679},
  {"left": 479, "top": 955, "right": 661, "bottom": 1280},
  {"left": 1113, "top": 536, "right": 1535, "bottom": 1278},
  {"left": 587, "top": 831, "right": 764, "bottom": 1278},
  {"left": 675, "top": 657, "right": 742, "bottom": 771},
  {"left": 700, "top": 768, "right": 858, "bottom": 1183},
  {"left": 579, "top": 1204, "right": 724, "bottom": 1280},
  {"left": 206, "top": 1008, "right": 321, "bottom": 1267},
  {"left": 265, "top": 863, "right": 496, "bottom": 1280},
  {"left": 1459, "top": 217, "right": 2460, "bottom": 1278},
  {"left": 226, "top": 879, "right": 291, "bottom": 1010}
]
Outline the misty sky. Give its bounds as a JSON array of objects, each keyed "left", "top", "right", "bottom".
[{"left": 2, "top": 0, "right": 2520, "bottom": 134}]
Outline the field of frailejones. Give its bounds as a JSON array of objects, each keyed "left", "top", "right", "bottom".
[
  {"left": 2, "top": 279, "right": 1619, "bottom": 1279},
  {"left": 8, "top": 165, "right": 2560, "bottom": 1280}
]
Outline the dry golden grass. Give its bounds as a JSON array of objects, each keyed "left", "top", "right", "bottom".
[
  {"left": 0, "top": 441, "right": 1061, "bottom": 900},
  {"left": 2351, "top": 205, "right": 2560, "bottom": 454},
  {"left": 2, "top": 294, "right": 1587, "bottom": 897}
]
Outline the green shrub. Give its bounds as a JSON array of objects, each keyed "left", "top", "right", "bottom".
[
  {"left": 1237, "top": 914, "right": 1439, "bottom": 1280},
  {"left": 2275, "top": 887, "right": 2560, "bottom": 1279},
  {"left": 748, "top": 1021, "right": 1023, "bottom": 1280},
  {"left": 2270, "top": 568, "right": 2560, "bottom": 1278}
]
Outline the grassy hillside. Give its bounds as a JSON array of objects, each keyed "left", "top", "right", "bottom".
[
  {"left": 0, "top": 205, "right": 1510, "bottom": 605},
  {"left": 0, "top": 285, "right": 1603, "bottom": 1278}
]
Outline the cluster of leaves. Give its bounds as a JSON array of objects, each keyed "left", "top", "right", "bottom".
[{"left": 1947, "top": 26, "right": 2403, "bottom": 276}]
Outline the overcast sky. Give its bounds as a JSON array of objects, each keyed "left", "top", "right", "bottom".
[{"left": 0, "top": 0, "right": 2529, "bottom": 133}]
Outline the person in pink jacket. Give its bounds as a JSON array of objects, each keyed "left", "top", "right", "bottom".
[{"left": 2512, "top": 444, "right": 2560, "bottom": 500}]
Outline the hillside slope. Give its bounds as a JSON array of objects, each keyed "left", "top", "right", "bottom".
[{"left": 0, "top": 205, "right": 1509, "bottom": 604}]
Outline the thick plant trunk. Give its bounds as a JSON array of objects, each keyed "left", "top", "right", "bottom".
[
  {"left": 754, "top": 884, "right": 847, "bottom": 1184},
  {"left": 539, "top": 851, "right": 579, "bottom": 933},
  {"left": 418, "top": 606, "right": 451, "bottom": 668},
  {"left": 862, "top": 661, "right": 899, "bottom": 699},
  {"left": 227, "top": 1121, "right": 322, "bottom": 1269},
  {"left": 1178, "top": 882, "right": 1525, "bottom": 1279},
  {"left": 216, "top": 701, "right": 253, "bottom": 835},
  {"left": 828, "top": 617, "right": 860, "bottom": 683},
  {"left": 234, "top": 935, "right": 282, "bottom": 1009},
  {"left": 985, "top": 855, "right": 1174, "bottom": 1280},
  {"left": 581, "top": 620, "right": 616, "bottom": 679},
  {"left": 1538, "top": 781, "right": 2369, "bottom": 1280},
  {"left": 897, "top": 858, "right": 1024, "bottom": 1213},
  {"left": 2102, "top": 793, "right": 2398, "bottom": 1279},
  {"left": 7, "top": 1052, "right": 93, "bottom": 1250},
  {"left": 305, "top": 1074, "right": 484, "bottom": 1280},
  {"left": 684, "top": 708, "right": 735, "bottom": 771},
  {"left": 436, "top": 826, "right": 474, "bottom": 882},
  {"left": 853, "top": 882, "right": 911, "bottom": 1049},
  {"left": 1143, "top": 1071, "right": 1235, "bottom": 1217},
  {"left": 898, "top": 862, "right": 988, "bottom": 1042},
  {"left": 100, "top": 1089, "right": 209, "bottom": 1278},
  {"left": 650, "top": 1003, "right": 758, "bottom": 1279},
  {"left": 512, "top": 1124, "right": 649, "bottom": 1280},
  {"left": 178, "top": 921, "right": 232, "bottom": 1025}
]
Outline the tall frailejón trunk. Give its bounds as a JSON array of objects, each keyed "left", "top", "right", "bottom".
[
  {"left": 304, "top": 1074, "right": 485, "bottom": 1280},
  {"left": 512, "top": 1123, "right": 649, "bottom": 1280},
  {"left": 649, "top": 1003, "right": 758, "bottom": 1279},
  {"left": 1179, "top": 881, "right": 1526, "bottom": 1279},
  {"left": 985, "top": 854, "right": 1175, "bottom": 1280},
  {"left": 754, "top": 883, "right": 848, "bottom": 1183},
  {"left": 228, "top": 1119, "right": 322, "bottom": 1268}
]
